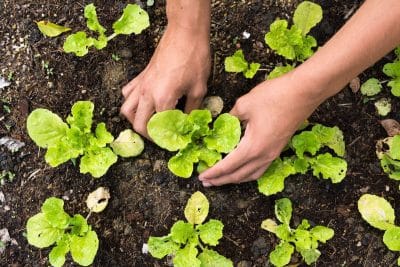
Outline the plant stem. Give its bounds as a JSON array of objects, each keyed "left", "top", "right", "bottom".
[{"left": 107, "top": 33, "right": 118, "bottom": 41}]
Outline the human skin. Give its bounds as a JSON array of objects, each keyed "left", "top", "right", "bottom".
[{"left": 121, "top": 0, "right": 400, "bottom": 186}]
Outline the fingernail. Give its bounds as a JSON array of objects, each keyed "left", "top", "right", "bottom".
[{"left": 202, "top": 182, "right": 212, "bottom": 187}]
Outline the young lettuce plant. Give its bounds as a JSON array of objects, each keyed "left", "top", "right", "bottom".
[
  {"left": 258, "top": 124, "right": 347, "bottom": 196},
  {"left": 358, "top": 194, "right": 400, "bottom": 266},
  {"left": 147, "top": 191, "right": 233, "bottom": 267},
  {"left": 26, "top": 197, "right": 99, "bottom": 267},
  {"left": 27, "top": 101, "right": 143, "bottom": 178},
  {"left": 147, "top": 109, "right": 241, "bottom": 178},
  {"left": 261, "top": 198, "right": 334, "bottom": 267},
  {"left": 224, "top": 49, "right": 260, "bottom": 79},
  {"left": 37, "top": 3, "right": 149, "bottom": 56},
  {"left": 376, "top": 134, "right": 400, "bottom": 181}
]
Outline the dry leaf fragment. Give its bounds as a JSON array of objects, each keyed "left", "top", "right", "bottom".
[
  {"left": 349, "top": 77, "right": 360, "bottom": 93},
  {"left": 380, "top": 119, "right": 400, "bottom": 137},
  {"left": 86, "top": 187, "right": 110, "bottom": 213}
]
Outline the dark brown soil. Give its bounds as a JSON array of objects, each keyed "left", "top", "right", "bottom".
[{"left": 1, "top": 0, "right": 400, "bottom": 266}]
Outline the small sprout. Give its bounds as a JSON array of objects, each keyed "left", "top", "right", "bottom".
[
  {"left": 380, "top": 119, "right": 400, "bottom": 137},
  {"left": 349, "top": 77, "right": 360, "bottom": 93},
  {"left": 110, "top": 129, "right": 144, "bottom": 157},
  {"left": 360, "top": 78, "right": 382, "bottom": 96},
  {"left": 201, "top": 96, "right": 224, "bottom": 117},
  {"left": 36, "top": 21, "right": 71, "bottom": 37},
  {"left": 224, "top": 49, "right": 260, "bottom": 79},
  {"left": 375, "top": 98, "right": 391, "bottom": 116},
  {"left": 112, "top": 53, "right": 121, "bottom": 61},
  {"left": 86, "top": 187, "right": 110, "bottom": 213}
]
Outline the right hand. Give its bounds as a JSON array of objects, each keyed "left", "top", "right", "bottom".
[{"left": 121, "top": 27, "right": 211, "bottom": 138}]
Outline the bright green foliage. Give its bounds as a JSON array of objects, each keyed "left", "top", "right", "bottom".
[
  {"left": 35, "top": 3, "right": 150, "bottom": 56},
  {"left": 265, "top": 1, "right": 322, "bottom": 62},
  {"left": 26, "top": 197, "right": 99, "bottom": 267},
  {"left": 358, "top": 194, "right": 400, "bottom": 265},
  {"left": 360, "top": 78, "right": 382, "bottom": 96},
  {"left": 36, "top": 21, "right": 71, "bottom": 37},
  {"left": 267, "top": 65, "right": 294, "bottom": 80},
  {"left": 27, "top": 101, "right": 139, "bottom": 178},
  {"left": 262, "top": 198, "right": 334, "bottom": 266},
  {"left": 224, "top": 49, "right": 260, "bottom": 79},
  {"left": 147, "top": 191, "right": 233, "bottom": 267},
  {"left": 258, "top": 124, "right": 347, "bottom": 196},
  {"left": 383, "top": 61, "right": 400, "bottom": 97},
  {"left": 148, "top": 110, "right": 241, "bottom": 178},
  {"left": 374, "top": 98, "right": 392, "bottom": 116},
  {"left": 377, "top": 135, "right": 400, "bottom": 180},
  {"left": 110, "top": 129, "right": 144, "bottom": 157}
]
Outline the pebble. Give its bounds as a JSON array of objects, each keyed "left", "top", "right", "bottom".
[
  {"left": 237, "top": 261, "right": 252, "bottom": 267},
  {"left": 118, "top": 48, "right": 133, "bottom": 59},
  {"left": 251, "top": 237, "right": 268, "bottom": 257}
]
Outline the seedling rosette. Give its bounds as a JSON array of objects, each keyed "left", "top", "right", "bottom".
[
  {"left": 147, "top": 191, "right": 233, "bottom": 267},
  {"left": 147, "top": 109, "right": 241, "bottom": 178}
]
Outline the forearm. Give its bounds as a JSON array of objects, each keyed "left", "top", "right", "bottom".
[
  {"left": 166, "top": 0, "right": 211, "bottom": 37},
  {"left": 294, "top": 0, "right": 400, "bottom": 104}
]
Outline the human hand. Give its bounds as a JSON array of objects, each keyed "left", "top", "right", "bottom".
[
  {"left": 120, "top": 27, "right": 210, "bottom": 137},
  {"left": 198, "top": 72, "right": 325, "bottom": 186}
]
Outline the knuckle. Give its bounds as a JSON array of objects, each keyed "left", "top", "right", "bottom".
[
  {"left": 234, "top": 97, "right": 247, "bottom": 115},
  {"left": 120, "top": 104, "right": 130, "bottom": 117}
]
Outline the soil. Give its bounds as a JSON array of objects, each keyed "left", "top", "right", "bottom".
[{"left": 1, "top": 0, "right": 399, "bottom": 266}]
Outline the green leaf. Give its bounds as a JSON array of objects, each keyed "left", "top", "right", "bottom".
[
  {"left": 387, "top": 136, "right": 400, "bottom": 160},
  {"left": 148, "top": 236, "right": 179, "bottom": 259},
  {"left": 70, "top": 230, "right": 99, "bottom": 266},
  {"left": 312, "top": 124, "right": 345, "bottom": 157},
  {"left": 293, "top": 158, "right": 309, "bottom": 174},
  {"left": 310, "top": 226, "right": 334, "bottom": 243},
  {"left": 41, "top": 197, "right": 70, "bottom": 229},
  {"left": 110, "top": 129, "right": 144, "bottom": 157},
  {"left": 244, "top": 62, "right": 260, "bottom": 79},
  {"left": 261, "top": 219, "right": 278, "bottom": 234},
  {"left": 300, "top": 248, "right": 321, "bottom": 265},
  {"left": 69, "top": 214, "right": 89, "bottom": 236},
  {"left": 173, "top": 245, "right": 201, "bottom": 267},
  {"left": 198, "top": 147, "right": 222, "bottom": 168},
  {"left": 27, "top": 109, "right": 68, "bottom": 148},
  {"left": 309, "top": 153, "right": 347, "bottom": 183},
  {"left": 375, "top": 98, "right": 392, "bottom": 116},
  {"left": 388, "top": 78, "right": 400, "bottom": 97},
  {"left": 294, "top": 34, "right": 317, "bottom": 61},
  {"left": 184, "top": 191, "right": 209, "bottom": 225},
  {"left": 265, "top": 20, "right": 303, "bottom": 60},
  {"left": 379, "top": 154, "right": 400, "bottom": 180},
  {"left": 49, "top": 239, "right": 70, "bottom": 267},
  {"left": 269, "top": 242, "right": 294, "bottom": 267},
  {"left": 275, "top": 224, "right": 292, "bottom": 241},
  {"left": 204, "top": 113, "right": 241, "bottom": 153},
  {"left": 197, "top": 219, "right": 224, "bottom": 246},
  {"left": 84, "top": 4, "right": 106, "bottom": 35},
  {"left": 383, "top": 62, "right": 400, "bottom": 78},
  {"left": 26, "top": 213, "right": 64, "bottom": 248},
  {"left": 293, "top": 229, "right": 312, "bottom": 251},
  {"left": 168, "top": 144, "right": 200, "bottom": 178},
  {"left": 94, "top": 123, "right": 114, "bottom": 147},
  {"left": 198, "top": 249, "right": 233, "bottom": 267},
  {"left": 170, "top": 220, "right": 194, "bottom": 244},
  {"left": 275, "top": 198, "right": 292, "bottom": 225},
  {"left": 224, "top": 50, "right": 248, "bottom": 73},
  {"left": 360, "top": 78, "right": 382, "bottom": 96},
  {"left": 36, "top": 21, "right": 71, "bottom": 37},
  {"left": 187, "top": 109, "right": 212, "bottom": 140},
  {"left": 66, "top": 101, "right": 94, "bottom": 133},
  {"left": 267, "top": 65, "right": 294, "bottom": 80},
  {"left": 148, "top": 110, "right": 192, "bottom": 151},
  {"left": 291, "top": 131, "right": 321, "bottom": 158},
  {"left": 293, "top": 1, "right": 323, "bottom": 36},
  {"left": 63, "top": 31, "right": 95, "bottom": 57},
  {"left": 79, "top": 147, "right": 118, "bottom": 178},
  {"left": 44, "top": 139, "right": 78, "bottom": 167},
  {"left": 383, "top": 227, "right": 400, "bottom": 251},
  {"left": 358, "top": 194, "right": 396, "bottom": 230},
  {"left": 298, "top": 219, "right": 311, "bottom": 230},
  {"left": 257, "top": 158, "right": 296, "bottom": 196},
  {"left": 112, "top": 4, "right": 150, "bottom": 35}
]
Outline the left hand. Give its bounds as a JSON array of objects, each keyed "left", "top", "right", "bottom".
[{"left": 198, "top": 71, "right": 324, "bottom": 186}]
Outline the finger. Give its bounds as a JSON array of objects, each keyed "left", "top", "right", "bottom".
[
  {"left": 154, "top": 93, "right": 178, "bottom": 113},
  {"left": 133, "top": 98, "right": 155, "bottom": 138},
  {"left": 199, "top": 136, "right": 253, "bottom": 181},
  {"left": 122, "top": 76, "right": 141, "bottom": 98},
  {"left": 201, "top": 160, "right": 267, "bottom": 187},
  {"left": 184, "top": 84, "right": 206, "bottom": 113},
  {"left": 120, "top": 89, "right": 141, "bottom": 125}
]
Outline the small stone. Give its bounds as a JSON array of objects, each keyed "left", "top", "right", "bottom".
[
  {"left": 356, "top": 241, "right": 362, "bottom": 247},
  {"left": 201, "top": 96, "right": 224, "bottom": 117},
  {"left": 236, "top": 199, "right": 250, "bottom": 209},
  {"left": 380, "top": 119, "right": 400, "bottom": 137},
  {"left": 242, "top": 31, "right": 251, "bottom": 39},
  {"left": 385, "top": 185, "right": 390, "bottom": 191},
  {"left": 118, "top": 48, "right": 133, "bottom": 59},
  {"left": 251, "top": 237, "right": 268, "bottom": 257},
  {"left": 349, "top": 77, "right": 360, "bottom": 93},
  {"left": 237, "top": 261, "right": 252, "bottom": 267},
  {"left": 47, "top": 81, "right": 54, "bottom": 88}
]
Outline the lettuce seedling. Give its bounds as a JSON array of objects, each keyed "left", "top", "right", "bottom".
[
  {"left": 147, "top": 191, "right": 233, "bottom": 267},
  {"left": 358, "top": 194, "right": 400, "bottom": 265},
  {"left": 147, "top": 110, "right": 241, "bottom": 178},
  {"left": 37, "top": 3, "right": 149, "bottom": 56},
  {"left": 262, "top": 198, "right": 334, "bottom": 266},
  {"left": 258, "top": 124, "right": 347, "bottom": 196},
  {"left": 26, "top": 197, "right": 99, "bottom": 267},
  {"left": 224, "top": 49, "right": 261, "bottom": 79},
  {"left": 383, "top": 47, "right": 400, "bottom": 97},
  {"left": 376, "top": 135, "right": 400, "bottom": 180}
]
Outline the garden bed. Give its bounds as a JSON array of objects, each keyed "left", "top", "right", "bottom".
[{"left": 1, "top": 0, "right": 400, "bottom": 266}]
